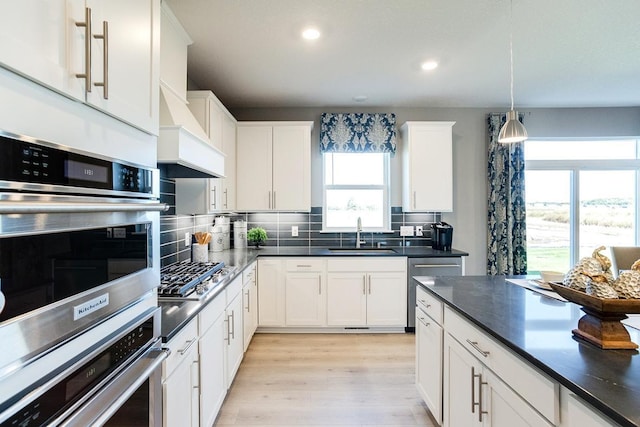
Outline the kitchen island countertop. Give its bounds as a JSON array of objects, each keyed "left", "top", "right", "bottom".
[{"left": 415, "top": 275, "right": 640, "bottom": 427}]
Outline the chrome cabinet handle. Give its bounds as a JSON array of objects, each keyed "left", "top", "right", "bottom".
[
  {"left": 466, "top": 339, "right": 490, "bottom": 357},
  {"left": 223, "top": 189, "right": 228, "bottom": 208},
  {"left": 362, "top": 275, "right": 366, "bottom": 295},
  {"left": 318, "top": 275, "right": 321, "bottom": 295},
  {"left": 211, "top": 184, "right": 217, "bottom": 210},
  {"left": 177, "top": 337, "right": 197, "bottom": 355},
  {"left": 224, "top": 317, "right": 230, "bottom": 344},
  {"left": 268, "top": 191, "right": 271, "bottom": 209},
  {"left": 93, "top": 20, "right": 108, "bottom": 99},
  {"left": 413, "top": 191, "right": 416, "bottom": 209},
  {"left": 418, "top": 299, "right": 431, "bottom": 308},
  {"left": 244, "top": 290, "right": 250, "bottom": 312},
  {"left": 368, "top": 275, "right": 371, "bottom": 295},
  {"left": 417, "top": 316, "right": 430, "bottom": 327},
  {"left": 297, "top": 264, "right": 312, "bottom": 268},
  {"left": 273, "top": 191, "right": 276, "bottom": 209},
  {"left": 471, "top": 366, "right": 478, "bottom": 414},
  {"left": 230, "top": 310, "right": 235, "bottom": 339},
  {"left": 478, "top": 372, "right": 488, "bottom": 421},
  {"left": 75, "top": 7, "right": 92, "bottom": 91}
]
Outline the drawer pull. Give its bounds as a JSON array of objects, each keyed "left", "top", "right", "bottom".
[
  {"left": 466, "top": 339, "right": 490, "bottom": 357},
  {"left": 418, "top": 299, "right": 431, "bottom": 308},
  {"left": 177, "top": 337, "right": 197, "bottom": 355},
  {"left": 418, "top": 316, "right": 430, "bottom": 327},
  {"left": 297, "top": 264, "right": 312, "bottom": 268}
]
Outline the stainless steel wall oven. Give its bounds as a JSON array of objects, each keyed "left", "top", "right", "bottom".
[{"left": 0, "top": 131, "right": 167, "bottom": 426}]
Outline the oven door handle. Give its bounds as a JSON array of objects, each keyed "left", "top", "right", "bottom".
[
  {"left": 0, "top": 201, "right": 169, "bottom": 214},
  {"left": 58, "top": 346, "right": 169, "bottom": 427}
]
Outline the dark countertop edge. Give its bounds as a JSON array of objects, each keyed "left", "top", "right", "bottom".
[
  {"left": 248, "top": 246, "right": 469, "bottom": 257},
  {"left": 416, "top": 279, "right": 637, "bottom": 427}
]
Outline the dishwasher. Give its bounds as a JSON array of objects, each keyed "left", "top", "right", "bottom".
[{"left": 407, "top": 257, "right": 463, "bottom": 331}]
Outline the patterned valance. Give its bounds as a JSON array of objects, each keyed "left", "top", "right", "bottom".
[{"left": 320, "top": 113, "right": 397, "bottom": 154}]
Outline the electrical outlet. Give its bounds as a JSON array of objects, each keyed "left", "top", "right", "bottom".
[
  {"left": 291, "top": 225, "right": 299, "bottom": 237},
  {"left": 400, "top": 226, "right": 414, "bottom": 237},
  {"left": 415, "top": 226, "right": 423, "bottom": 236},
  {"left": 185, "top": 232, "right": 191, "bottom": 246}
]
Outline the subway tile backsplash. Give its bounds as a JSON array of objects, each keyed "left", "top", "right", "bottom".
[{"left": 159, "top": 176, "right": 441, "bottom": 267}]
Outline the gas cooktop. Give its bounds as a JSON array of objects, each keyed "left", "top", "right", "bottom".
[{"left": 158, "top": 261, "right": 234, "bottom": 301}]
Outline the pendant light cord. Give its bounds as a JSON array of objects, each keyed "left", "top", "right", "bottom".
[{"left": 509, "top": 0, "right": 515, "bottom": 111}]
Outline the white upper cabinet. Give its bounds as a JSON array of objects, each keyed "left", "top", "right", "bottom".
[
  {"left": 236, "top": 122, "right": 312, "bottom": 211},
  {"left": 401, "top": 121, "right": 455, "bottom": 212},
  {"left": 0, "top": 0, "right": 160, "bottom": 135}
]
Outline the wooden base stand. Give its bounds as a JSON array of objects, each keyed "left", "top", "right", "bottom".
[{"left": 572, "top": 307, "right": 638, "bottom": 350}]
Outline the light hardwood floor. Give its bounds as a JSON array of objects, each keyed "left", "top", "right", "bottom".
[{"left": 214, "top": 333, "right": 437, "bottom": 427}]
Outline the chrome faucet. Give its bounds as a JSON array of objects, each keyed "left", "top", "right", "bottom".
[{"left": 356, "top": 217, "right": 365, "bottom": 248}]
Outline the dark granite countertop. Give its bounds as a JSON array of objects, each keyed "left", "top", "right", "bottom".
[
  {"left": 159, "top": 246, "right": 467, "bottom": 341},
  {"left": 238, "top": 246, "right": 468, "bottom": 257},
  {"left": 414, "top": 275, "right": 640, "bottom": 427}
]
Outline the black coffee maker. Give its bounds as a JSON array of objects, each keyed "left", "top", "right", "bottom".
[{"left": 431, "top": 222, "right": 453, "bottom": 251}]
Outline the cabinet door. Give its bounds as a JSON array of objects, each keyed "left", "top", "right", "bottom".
[
  {"left": 242, "top": 283, "right": 253, "bottom": 351},
  {"left": 443, "top": 335, "right": 481, "bottom": 427},
  {"left": 366, "top": 272, "right": 407, "bottom": 326},
  {"left": 163, "top": 341, "right": 199, "bottom": 427},
  {"left": 225, "top": 291, "right": 244, "bottom": 387},
  {"left": 272, "top": 125, "right": 310, "bottom": 211},
  {"left": 207, "top": 99, "right": 223, "bottom": 150},
  {"left": 285, "top": 272, "right": 325, "bottom": 326},
  {"left": 402, "top": 122, "right": 454, "bottom": 212},
  {"left": 257, "top": 259, "right": 285, "bottom": 326},
  {"left": 0, "top": 0, "right": 84, "bottom": 100},
  {"left": 327, "top": 273, "right": 367, "bottom": 326},
  {"left": 483, "top": 369, "right": 553, "bottom": 427},
  {"left": 221, "top": 115, "right": 236, "bottom": 210},
  {"left": 236, "top": 125, "right": 273, "bottom": 210},
  {"left": 199, "top": 312, "right": 226, "bottom": 427},
  {"left": 84, "top": 0, "right": 159, "bottom": 134},
  {"left": 416, "top": 309, "right": 443, "bottom": 424}
]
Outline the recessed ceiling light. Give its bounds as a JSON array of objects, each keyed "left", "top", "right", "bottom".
[
  {"left": 353, "top": 95, "right": 368, "bottom": 102},
  {"left": 421, "top": 60, "right": 438, "bottom": 71},
  {"left": 302, "top": 28, "right": 320, "bottom": 40}
]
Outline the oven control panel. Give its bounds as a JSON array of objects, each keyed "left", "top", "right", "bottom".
[{"left": 0, "top": 132, "right": 157, "bottom": 197}]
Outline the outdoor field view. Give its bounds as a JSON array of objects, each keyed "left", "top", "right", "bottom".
[{"left": 525, "top": 141, "right": 637, "bottom": 274}]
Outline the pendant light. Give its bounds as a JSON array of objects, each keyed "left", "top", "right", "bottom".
[{"left": 498, "top": 0, "right": 528, "bottom": 143}]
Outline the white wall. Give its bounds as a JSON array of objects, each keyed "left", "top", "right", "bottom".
[{"left": 231, "top": 106, "right": 640, "bottom": 275}]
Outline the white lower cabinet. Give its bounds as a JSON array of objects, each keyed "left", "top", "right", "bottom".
[
  {"left": 285, "top": 259, "right": 326, "bottom": 326},
  {"left": 198, "top": 294, "right": 226, "bottom": 427},
  {"left": 243, "top": 261, "right": 258, "bottom": 351},
  {"left": 257, "top": 258, "right": 286, "bottom": 326},
  {"left": 326, "top": 258, "right": 407, "bottom": 327},
  {"left": 224, "top": 277, "right": 244, "bottom": 387},
  {"left": 443, "top": 334, "right": 552, "bottom": 427},
  {"left": 559, "top": 387, "right": 621, "bottom": 427},
  {"left": 416, "top": 287, "right": 443, "bottom": 424},
  {"left": 163, "top": 319, "right": 199, "bottom": 427}
]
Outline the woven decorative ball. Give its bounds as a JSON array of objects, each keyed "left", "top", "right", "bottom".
[
  {"left": 613, "top": 259, "right": 640, "bottom": 299},
  {"left": 562, "top": 246, "right": 614, "bottom": 291},
  {"left": 585, "top": 275, "right": 619, "bottom": 299}
]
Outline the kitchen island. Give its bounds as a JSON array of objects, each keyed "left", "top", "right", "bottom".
[{"left": 415, "top": 275, "right": 640, "bottom": 427}]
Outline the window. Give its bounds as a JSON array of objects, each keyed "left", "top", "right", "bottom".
[
  {"left": 323, "top": 152, "right": 390, "bottom": 231},
  {"left": 525, "top": 139, "right": 640, "bottom": 273}
]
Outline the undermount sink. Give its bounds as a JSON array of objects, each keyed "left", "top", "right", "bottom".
[{"left": 327, "top": 248, "right": 397, "bottom": 254}]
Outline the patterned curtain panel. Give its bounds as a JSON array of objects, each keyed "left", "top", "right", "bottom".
[
  {"left": 487, "top": 113, "right": 527, "bottom": 275},
  {"left": 320, "top": 113, "right": 397, "bottom": 154}
]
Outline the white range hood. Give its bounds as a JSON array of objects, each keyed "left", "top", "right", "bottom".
[
  {"left": 157, "top": 85, "right": 225, "bottom": 178},
  {"left": 157, "top": 3, "right": 224, "bottom": 179}
]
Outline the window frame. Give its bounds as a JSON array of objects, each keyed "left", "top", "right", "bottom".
[
  {"left": 525, "top": 138, "right": 640, "bottom": 267},
  {"left": 321, "top": 152, "right": 391, "bottom": 232}
]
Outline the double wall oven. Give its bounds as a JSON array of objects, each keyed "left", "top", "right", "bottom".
[{"left": 0, "top": 132, "right": 168, "bottom": 426}]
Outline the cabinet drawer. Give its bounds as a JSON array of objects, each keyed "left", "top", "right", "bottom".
[
  {"left": 242, "top": 262, "right": 257, "bottom": 284},
  {"left": 226, "top": 275, "right": 243, "bottom": 301},
  {"left": 410, "top": 257, "right": 462, "bottom": 276},
  {"left": 416, "top": 286, "right": 443, "bottom": 325},
  {"left": 444, "top": 307, "right": 559, "bottom": 424},
  {"left": 327, "top": 257, "right": 406, "bottom": 272},
  {"left": 163, "top": 318, "right": 199, "bottom": 379},
  {"left": 285, "top": 258, "right": 325, "bottom": 272},
  {"left": 199, "top": 292, "right": 226, "bottom": 334}
]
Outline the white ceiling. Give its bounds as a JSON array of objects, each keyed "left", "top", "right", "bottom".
[{"left": 165, "top": 0, "right": 640, "bottom": 110}]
